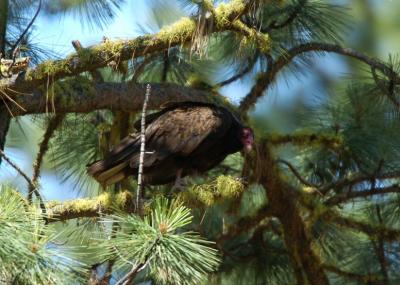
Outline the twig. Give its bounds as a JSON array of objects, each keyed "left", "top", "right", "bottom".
[
  {"left": 217, "top": 52, "right": 259, "bottom": 87},
  {"left": 266, "top": 0, "right": 307, "bottom": 30},
  {"left": 137, "top": 84, "right": 151, "bottom": 214},
  {"left": 71, "top": 40, "right": 103, "bottom": 83},
  {"left": 0, "top": 149, "right": 45, "bottom": 212},
  {"left": 276, "top": 159, "right": 321, "bottom": 190},
  {"left": 115, "top": 238, "right": 158, "bottom": 285},
  {"left": 6, "top": 0, "right": 41, "bottom": 77},
  {"left": 28, "top": 114, "right": 65, "bottom": 203},
  {"left": 325, "top": 185, "right": 400, "bottom": 205},
  {"left": 9, "top": 0, "right": 42, "bottom": 58}
]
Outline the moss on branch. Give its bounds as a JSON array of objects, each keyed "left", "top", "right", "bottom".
[
  {"left": 17, "top": 0, "right": 268, "bottom": 88},
  {"left": 46, "top": 190, "right": 135, "bottom": 222}
]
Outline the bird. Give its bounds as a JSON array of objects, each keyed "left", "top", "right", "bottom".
[{"left": 87, "top": 101, "right": 254, "bottom": 188}]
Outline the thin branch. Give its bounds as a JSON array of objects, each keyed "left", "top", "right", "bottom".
[
  {"left": 161, "top": 50, "right": 169, "bottom": 83},
  {"left": 28, "top": 114, "right": 64, "bottom": 202},
  {"left": 373, "top": 205, "right": 390, "bottom": 284},
  {"left": 5, "top": 0, "right": 41, "bottom": 77},
  {"left": 239, "top": 42, "right": 400, "bottom": 112},
  {"left": 323, "top": 264, "right": 383, "bottom": 284},
  {"left": 0, "top": 148, "right": 45, "bottom": 212},
  {"left": 322, "top": 211, "right": 400, "bottom": 242},
  {"left": 130, "top": 55, "right": 156, "bottom": 83},
  {"left": 325, "top": 185, "right": 400, "bottom": 205},
  {"left": 71, "top": 40, "right": 103, "bottom": 83},
  {"left": 319, "top": 171, "right": 400, "bottom": 195},
  {"left": 115, "top": 238, "right": 159, "bottom": 285},
  {"left": 9, "top": 0, "right": 42, "bottom": 56},
  {"left": 276, "top": 159, "right": 321, "bottom": 189},
  {"left": 217, "top": 52, "right": 259, "bottom": 87},
  {"left": 136, "top": 84, "right": 151, "bottom": 214},
  {"left": 267, "top": 0, "right": 307, "bottom": 30}
]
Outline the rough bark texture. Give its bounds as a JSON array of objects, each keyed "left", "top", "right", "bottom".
[
  {"left": 11, "top": 81, "right": 223, "bottom": 115},
  {"left": 257, "top": 142, "right": 330, "bottom": 285}
]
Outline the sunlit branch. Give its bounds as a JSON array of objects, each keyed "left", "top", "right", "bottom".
[
  {"left": 239, "top": 42, "right": 400, "bottom": 112},
  {"left": 1, "top": 0, "right": 267, "bottom": 90},
  {"left": 46, "top": 191, "right": 135, "bottom": 222}
]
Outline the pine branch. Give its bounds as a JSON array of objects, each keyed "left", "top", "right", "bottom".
[
  {"left": 325, "top": 185, "right": 400, "bottom": 205},
  {"left": 217, "top": 52, "right": 258, "bottom": 87},
  {"left": 28, "top": 113, "right": 65, "bottom": 203},
  {"left": 11, "top": 81, "right": 222, "bottom": 116},
  {"left": 0, "top": 149, "right": 45, "bottom": 212},
  {"left": 322, "top": 211, "right": 400, "bottom": 242},
  {"left": 276, "top": 159, "right": 321, "bottom": 189},
  {"left": 46, "top": 191, "right": 135, "bottom": 222},
  {"left": 267, "top": 132, "right": 342, "bottom": 149},
  {"left": 256, "top": 141, "right": 330, "bottom": 285},
  {"left": 319, "top": 171, "right": 400, "bottom": 195},
  {"left": 9, "top": 0, "right": 42, "bottom": 58},
  {"left": 216, "top": 204, "right": 273, "bottom": 243},
  {"left": 239, "top": 42, "right": 400, "bottom": 112},
  {"left": 323, "top": 264, "right": 383, "bottom": 284},
  {"left": 1, "top": 0, "right": 268, "bottom": 90},
  {"left": 267, "top": 0, "right": 308, "bottom": 31}
]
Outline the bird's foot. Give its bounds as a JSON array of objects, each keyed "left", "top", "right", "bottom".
[
  {"left": 171, "top": 169, "right": 186, "bottom": 192},
  {"left": 172, "top": 177, "right": 187, "bottom": 192}
]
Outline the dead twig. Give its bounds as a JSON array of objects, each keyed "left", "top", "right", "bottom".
[{"left": 136, "top": 84, "right": 151, "bottom": 214}]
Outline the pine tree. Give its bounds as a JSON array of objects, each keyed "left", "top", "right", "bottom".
[{"left": 1, "top": 0, "right": 400, "bottom": 284}]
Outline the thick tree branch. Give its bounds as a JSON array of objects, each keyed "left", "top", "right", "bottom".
[
  {"left": 11, "top": 81, "right": 220, "bottom": 116},
  {"left": 2, "top": 0, "right": 267, "bottom": 90},
  {"left": 256, "top": 141, "right": 330, "bottom": 285}
]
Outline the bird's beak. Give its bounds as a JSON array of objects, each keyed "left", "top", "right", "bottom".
[{"left": 244, "top": 144, "right": 253, "bottom": 153}]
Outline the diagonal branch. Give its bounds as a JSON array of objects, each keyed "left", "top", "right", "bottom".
[
  {"left": 239, "top": 42, "right": 400, "bottom": 112},
  {"left": 28, "top": 113, "right": 65, "bottom": 203},
  {"left": 0, "top": 149, "right": 45, "bottom": 212},
  {"left": 3, "top": 0, "right": 267, "bottom": 90}
]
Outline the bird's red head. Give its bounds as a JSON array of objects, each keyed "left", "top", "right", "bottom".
[{"left": 240, "top": 127, "right": 254, "bottom": 153}]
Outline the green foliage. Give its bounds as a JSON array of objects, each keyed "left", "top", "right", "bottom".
[
  {"left": 0, "top": 185, "right": 88, "bottom": 284},
  {"left": 99, "top": 197, "right": 220, "bottom": 284},
  {"left": 48, "top": 113, "right": 103, "bottom": 193},
  {"left": 42, "top": 0, "right": 123, "bottom": 30}
]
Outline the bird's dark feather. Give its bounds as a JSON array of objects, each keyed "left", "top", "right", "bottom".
[{"left": 87, "top": 102, "right": 245, "bottom": 186}]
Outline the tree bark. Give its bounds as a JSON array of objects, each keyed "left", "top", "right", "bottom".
[{"left": 257, "top": 142, "right": 330, "bottom": 285}]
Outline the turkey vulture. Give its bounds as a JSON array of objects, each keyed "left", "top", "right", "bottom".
[{"left": 87, "top": 102, "right": 254, "bottom": 187}]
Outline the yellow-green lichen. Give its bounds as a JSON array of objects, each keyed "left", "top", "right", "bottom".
[
  {"left": 156, "top": 17, "right": 197, "bottom": 44},
  {"left": 179, "top": 175, "right": 245, "bottom": 207},
  {"left": 214, "top": 0, "right": 246, "bottom": 29}
]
